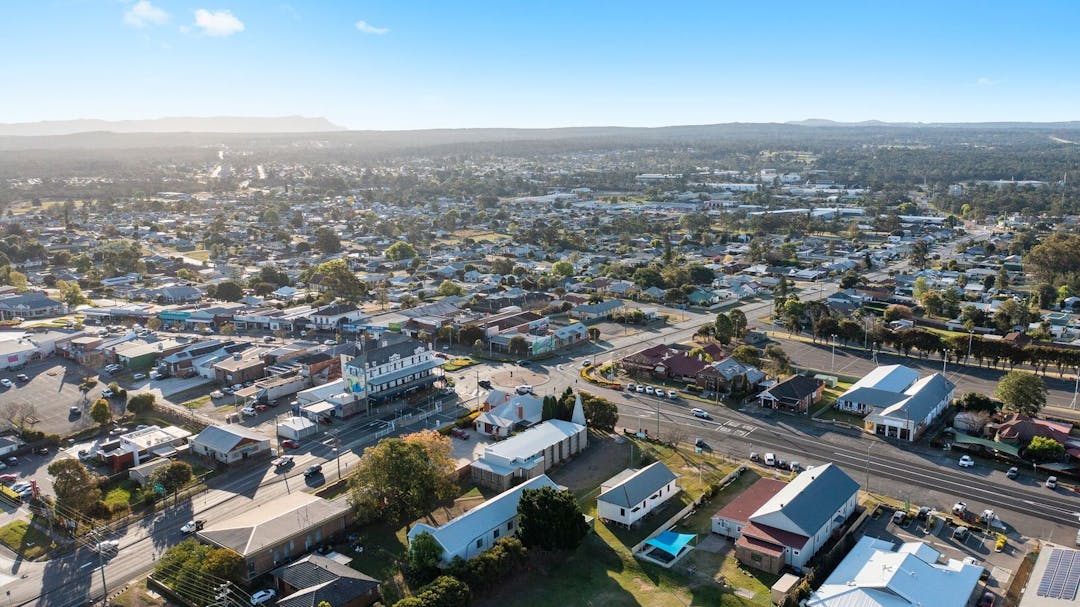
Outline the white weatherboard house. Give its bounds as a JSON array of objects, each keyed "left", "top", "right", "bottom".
[
  {"left": 407, "top": 475, "right": 560, "bottom": 565},
  {"left": 835, "top": 364, "right": 955, "bottom": 441},
  {"left": 597, "top": 462, "right": 679, "bottom": 527},
  {"left": 805, "top": 536, "right": 983, "bottom": 607}
]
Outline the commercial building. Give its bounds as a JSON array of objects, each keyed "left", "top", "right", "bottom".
[
  {"left": 835, "top": 364, "right": 955, "bottom": 441},
  {"left": 470, "top": 419, "right": 587, "bottom": 491}
]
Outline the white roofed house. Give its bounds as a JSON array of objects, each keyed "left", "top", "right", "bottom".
[
  {"left": 835, "top": 364, "right": 955, "bottom": 441},
  {"left": 190, "top": 424, "right": 272, "bottom": 464},
  {"left": 597, "top": 462, "right": 679, "bottom": 528},
  {"left": 407, "top": 475, "right": 560, "bottom": 566},
  {"left": 475, "top": 390, "right": 544, "bottom": 438}
]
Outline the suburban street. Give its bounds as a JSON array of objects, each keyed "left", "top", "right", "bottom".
[{"left": 6, "top": 250, "right": 1079, "bottom": 606}]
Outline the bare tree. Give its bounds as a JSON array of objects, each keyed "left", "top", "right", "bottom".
[{"left": 0, "top": 402, "right": 37, "bottom": 430}]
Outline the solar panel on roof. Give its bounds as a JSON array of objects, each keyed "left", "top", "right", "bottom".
[{"left": 1037, "top": 549, "right": 1080, "bottom": 600}]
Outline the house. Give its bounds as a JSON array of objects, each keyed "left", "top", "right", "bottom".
[
  {"left": 475, "top": 390, "right": 544, "bottom": 438},
  {"left": 213, "top": 348, "right": 267, "bottom": 385},
  {"left": 805, "top": 536, "right": 983, "bottom": 607},
  {"left": 712, "top": 477, "right": 788, "bottom": 540},
  {"left": 308, "top": 302, "right": 367, "bottom": 332},
  {"left": 835, "top": 364, "right": 955, "bottom": 441},
  {"left": 190, "top": 424, "right": 271, "bottom": 464},
  {"left": 569, "top": 299, "right": 624, "bottom": 321},
  {"left": 0, "top": 292, "right": 67, "bottom": 320},
  {"left": 197, "top": 492, "right": 352, "bottom": 581},
  {"left": 407, "top": 475, "right": 560, "bottom": 566},
  {"left": 757, "top": 375, "right": 824, "bottom": 412},
  {"left": 271, "top": 554, "right": 380, "bottom": 607},
  {"left": 721, "top": 464, "right": 859, "bottom": 574},
  {"left": 471, "top": 419, "right": 588, "bottom": 491},
  {"left": 991, "top": 414, "right": 1078, "bottom": 454},
  {"left": 0, "top": 437, "right": 22, "bottom": 457},
  {"left": 597, "top": 462, "right": 680, "bottom": 527},
  {"left": 697, "top": 357, "right": 765, "bottom": 393}
]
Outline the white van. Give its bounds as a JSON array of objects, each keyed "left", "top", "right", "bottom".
[
  {"left": 764, "top": 452, "right": 776, "bottom": 466},
  {"left": 515, "top": 385, "right": 533, "bottom": 395}
]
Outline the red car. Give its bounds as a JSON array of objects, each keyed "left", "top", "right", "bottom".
[
  {"left": 255, "top": 404, "right": 269, "bottom": 413},
  {"left": 0, "top": 473, "right": 17, "bottom": 484},
  {"left": 280, "top": 439, "right": 299, "bottom": 449}
]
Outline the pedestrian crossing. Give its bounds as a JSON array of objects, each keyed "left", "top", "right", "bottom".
[{"left": 715, "top": 420, "right": 756, "bottom": 437}]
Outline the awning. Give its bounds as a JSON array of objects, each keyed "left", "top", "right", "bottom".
[{"left": 645, "top": 531, "right": 695, "bottom": 558}]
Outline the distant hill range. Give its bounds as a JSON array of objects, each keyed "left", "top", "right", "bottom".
[
  {"left": 787, "top": 118, "right": 1080, "bottom": 129},
  {"left": 0, "top": 115, "right": 345, "bottom": 136}
]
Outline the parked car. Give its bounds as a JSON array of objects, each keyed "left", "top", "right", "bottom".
[
  {"left": 109, "top": 427, "right": 129, "bottom": 436},
  {"left": 273, "top": 456, "right": 294, "bottom": 469},
  {"left": 210, "top": 390, "right": 224, "bottom": 399},
  {"left": 667, "top": 390, "right": 678, "bottom": 399},
  {"left": 516, "top": 360, "right": 529, "bottom": 366},
  {"left": 958, "top": 455, "right": 974, "bottom": 468},
  {"left": 477, "top": 379, "right": 492, "bottom": 389},
  {"left": 953, "top": 526, "right": 969, "bottom": 540},
  {"left": 101, "top": 388, "right": 114, "bottom": 399},
  {"left": 250, "top": 589, "right": 277, "bottom": 606},
  {"left": 5, "top": 457, "right": 17, "bottom": 467},
  {"left": 323, "top": 339, "right": 336, "bottom": 346},
  {"left": 694, "top": 438, "right": 708, "bottom": 449},
  {"left": 1006, "top": 466, "right": 1018, "bottom": 479},
  {"left": 132, "top": 373, "right": 146, "bottom": 380},
  {"left": 691, "top": 408, "right": 711, "bottom": 420},
  {"left": 515, "top": 385, "right": 533, "bottom": 395},
  {"left": 581, "top": 360, "right": 592, "bottom": 367},
  {"left": 78, "top": 449, "right": 92, "bottom": 460},
  {"left": 304, "top": 465, "right": 323, "bottom": 478},
  {"left": 263, "top": 336, "right": 275, "bottom": 343},
  {"left": 976, "top": 591, "right": 995, "bottom": 607},
  {"left": 645, "top": 386, "right": 654, "bottom": 394},
  {"left": 764, "top": 452, "right": 776, "bottom": 466},
  {"left": 892, "top": 510, "right": 906, "bottom": 525},
  {"left": 636, "top": 385, "right": 645, "bottom": 393},
  {"left": 0, "top": 474, "right": 17, "bottom": 484},
  {"left": 280, "top": 439, "right": 299, "bottom": 449},
  {"left": 255, "top": 404, "right": 269, "bottom": 413},
  {"left": 69, "top": 406, "right": 82, "bottom": 417},
  {"left": 180, "top": 520, "right": 205, "bottom": 534},
  {"left": 15, "top": 374, "right": 28, "bottom": 382},
  {"left": 34, "top": 447, "right": 48, "bottom": 455},
  {"left": 626, "top": 383, "right": 635, "bottom": 391},
  {"left": 451, "top": 428, "right": 470, "bottom": 440},
  {"left": 0, "top": 379, "right": 12, "bottom": 388},
  {"left": 241, "top": 407, "right": 257, "bottom": 417},
  {"left": 1047, "top": 476, "right": 1058, "bottom": 489},
  {"left": 916, "top": 506, "right": 932, "bottom": 521}
]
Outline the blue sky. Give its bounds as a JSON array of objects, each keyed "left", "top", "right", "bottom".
[{"left": 3, "top": 0, "right": 1080, "bottom": 129}]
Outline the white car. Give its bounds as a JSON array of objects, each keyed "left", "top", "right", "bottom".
[
  {"left": 636, "top": 385, "right": 645, "bottom": 393},
  {"left": 132, "top": 373, "right": 146, "bottom": 380},
  {"left": 241, "top": 406, "right": 257, "bottom": 417},
  {"left": 180, "top": 520, "right": 205, "bottom": 534},
  {"left": 210, "top": 390, "right": 224, "bottom": 399},
  {"left": 667, "top": 390, "right": 678, "bottom": 399},
  {"left": 250, "top": 589, "right": 277, "bottom": 606},
  {"left": 691, "top": 408, "right": 711, "bottom": 420},
  {"left": 95, "top": 540, "right": 120, "bottom": 553},
  {"left": 958, "top": 455, "right": 975, "bottom": 468},
  {"left": 0, "top": 379, "right": 11, "bottom": 388},
  {"left": 645, "top": 386, "right": 654, "bottom": 394}
]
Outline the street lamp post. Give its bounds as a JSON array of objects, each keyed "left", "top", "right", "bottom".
[
  {"left": 1070, "top": 369, "right": 1080, "bottom": 409},
  {"left": 831, "top": 335, "right": 837, "bottom": 372},
  {"left": 967, "top": 330, "right": 975, "bottom": 364}
]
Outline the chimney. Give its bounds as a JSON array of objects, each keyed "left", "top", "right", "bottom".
[{"left": 517, "top": 404, "right": 524, "bottom": 420}]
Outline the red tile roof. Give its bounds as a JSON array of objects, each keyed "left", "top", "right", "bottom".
[
  {"left": 713, "top": 477, "right": 786, "bottom": 524},
  {"left": 735, "top": 533, "right": 785, "bottom": 558},
  {"left": 742, "top": 521, "right": 809, "bottom": 550}
]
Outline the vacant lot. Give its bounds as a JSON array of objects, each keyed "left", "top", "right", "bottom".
[{"left": 0, "top": 519, "right": 58, "bottom": 560}]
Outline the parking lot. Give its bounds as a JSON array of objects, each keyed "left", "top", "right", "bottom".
[
  {"left": 0, "top": 358, "right": 100, "bottom": 436},
  {"left": 863, "top": 502, "right": 1031, "bottom": 595}
]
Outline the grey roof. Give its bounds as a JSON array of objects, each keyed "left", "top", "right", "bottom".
[
  {"left": 839, "top": 386, "right": 906, "bottom": 408},
  {"left": 0, "top": 292, "right": 61, "bottom": 310},
  {"left": 598, "top": 462, "right": 678, "bottom": 508},
  {"left": 752, "top": 463, "right": 860, "bottom": 537},
  {"left": 191, "top": 424, "right": 269, "bottom": 453},
  {"left": 880, "top": 373, "right": 956, "bottom": 421},
  {"left": 407, "top": 475, "right": 558, "bottom": 557},
  {"left": 273, "top": 554, "right": 379, "bottom": 607},
  {"left": 198, "top": 492, "right": 349, "bottom": 556}
]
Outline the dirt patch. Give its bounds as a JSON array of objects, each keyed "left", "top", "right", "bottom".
[
  {"left": 549, "top": 433, "right": 631, "bottom": 497},
  {"left": 634, "top": 576, "right": 655, "bottom": 591}
]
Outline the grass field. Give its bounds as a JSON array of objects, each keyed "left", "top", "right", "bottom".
[
  {"left": 0, "top": 519, "right": 58, "bottom": 560},
  {"left": 438, "top": 230, "right": 511, "bottom": 244},
  {"left": 185, "top": 250, "right": 210, "bottom": 262},
  {"left": 442, "top": 357, "right": 478, "bottom": 372}
]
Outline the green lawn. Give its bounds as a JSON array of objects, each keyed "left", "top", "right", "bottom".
[
  {"left": 817, "top": 407, "right": 867, "bottom": 426},
  {"left": 104, "top": 485, "right": 134, "bottom": 509},
  {"left": 442, "top": 358, "right": 478, "bottom": 372},
  {"left": 180, "top": 395, "right": 211, "bottom": 410},
  {"left": 0, "top": 519, "right": 58, "bottom": 560}
]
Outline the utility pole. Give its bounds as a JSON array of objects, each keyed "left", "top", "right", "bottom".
[
  {"left": 333, "top": 432, "right": 342, "bottom": 480},
  {"left": 864, "top": 441, "right": 876, "bottom": 496}
]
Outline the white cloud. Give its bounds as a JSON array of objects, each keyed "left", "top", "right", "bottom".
[
  {"left": 194, "top": 9, "right": 245, "bottom": 37},
  {"left": 976, "top": 77, "right": 1000, "bottom": 86},
  {"left": 355, "top": 20, "right": 389, "bottom": 35},
  {"left": 124, "top": 0, "right": 170, "bottom": 28}
]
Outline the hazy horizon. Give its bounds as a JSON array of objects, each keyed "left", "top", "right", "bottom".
[{"left": 4, "top": 1, "right": 1080, "bottom": 129}]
